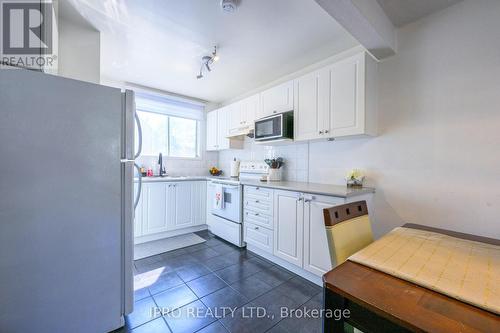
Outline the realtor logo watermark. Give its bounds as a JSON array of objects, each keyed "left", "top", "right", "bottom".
[{"left": 1, "top": 0, "right": 57, "bottom": 69}]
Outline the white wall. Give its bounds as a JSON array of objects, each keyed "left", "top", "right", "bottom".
[
  {"left": 58, "top": 16, "right": 100, "bottom": 83},
  {"left": 218, "top": 0, "right": 500, "bottom": 239},
  {"left": 309, "top": 0, "right": 500, "bottom": 239}
]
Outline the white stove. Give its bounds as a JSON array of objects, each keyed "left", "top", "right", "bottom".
[{"left": 207, "top": 161, "right": 268, "bottom": 247}]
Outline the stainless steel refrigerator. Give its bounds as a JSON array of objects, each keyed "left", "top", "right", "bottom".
[{"left": 0, "top": 69, "right": 141, "bottom": 332}]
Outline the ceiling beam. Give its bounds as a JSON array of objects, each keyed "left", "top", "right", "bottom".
[{"left": 315, "top": 0, "right": 396, "bottom": 60}]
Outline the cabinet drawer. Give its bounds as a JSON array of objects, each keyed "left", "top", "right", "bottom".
[
  {"left": 244, "top": 222, "right": 273, "bottom": 254},
  {"left": 244, "top": 186, "right": 273, "bottom": 199},
  {"left": 244, "top": 209, "right": 273, "bottom": 229},
  {"left": 244, "top": 197, "right": 272, "bottom": 215}
]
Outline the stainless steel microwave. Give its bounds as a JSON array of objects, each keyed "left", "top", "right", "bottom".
[{"left": 254, "top": 111, "right": 294, "bottom": 142}]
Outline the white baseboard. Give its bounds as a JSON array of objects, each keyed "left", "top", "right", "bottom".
[
  {"left": 247, "top": 244, "right": 322, "bottom": 286},
  {"left": 134, "top": 225, "right": 208, "bottom": 245}
]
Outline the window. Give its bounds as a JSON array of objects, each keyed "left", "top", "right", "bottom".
[{"left": 134, "top": 92, "right": 204, "bottom": 159}]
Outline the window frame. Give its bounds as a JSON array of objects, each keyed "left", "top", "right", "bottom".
[{"left": 136, "top": 108, "right": 202, "bottom": 160}]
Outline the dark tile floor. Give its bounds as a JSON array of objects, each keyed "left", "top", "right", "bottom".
[{"left": 117, "top": 230, "right": 322, "bottom": 333}]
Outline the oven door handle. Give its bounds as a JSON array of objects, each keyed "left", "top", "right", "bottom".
[
  {"left": 222, "top": 185, "right": 240, "bottom": 190},
  {"left": 210, "top": 182, "right": 240, "bottom": 188}
]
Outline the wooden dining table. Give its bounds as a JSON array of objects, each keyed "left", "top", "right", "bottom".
[{"left": 322, "top": 223, "right": 500, "bottom": 333}]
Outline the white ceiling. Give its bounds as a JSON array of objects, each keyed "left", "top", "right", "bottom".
[
  {"left": 376, "top": 0, "right": 463, "bottom": 27},
  {"left": 66, "top": 0, "right": 358, "bottom": 103}
]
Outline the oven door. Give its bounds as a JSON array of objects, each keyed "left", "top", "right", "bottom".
[
  {"left": 254, "top": 114, "right": 283, "bottom": 141},
  {"left": 209, "top": 182, "right": 242, "bottom": 223}
]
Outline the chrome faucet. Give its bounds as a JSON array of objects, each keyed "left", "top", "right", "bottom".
[{"left": 158, "top": 153, "right": 166, "bottom": 177}]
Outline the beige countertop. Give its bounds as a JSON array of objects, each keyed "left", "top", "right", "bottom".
[
  {"left": 135, "top": 176, "right": 208, "bottom": 183},
  {"left": 134, "top": 176, "right": 375, "bottom": 198},
  {"left": 240, "top": 179, "right": 375, "bottom": 198}
]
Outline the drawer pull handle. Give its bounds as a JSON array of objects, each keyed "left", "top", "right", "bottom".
[
  {"left": 254, "top": 227, "right": 259, "bottom": 230},
  {"left": 256, "top": 187, "right": 260, "bottom": 190},
  {"left": 255, "top": 200, "right": 259, "bottom": 203},
  {"left": 255, "top": 213, "right": 260, "bottom": 216}
]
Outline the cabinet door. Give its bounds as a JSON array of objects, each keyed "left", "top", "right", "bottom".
[
  {"left": 133, "top": 183, "right": 143, "bottom": 237},
  {"left": 242, "top": 94, "right": 259, "bottom": 126},
  {"left": 294, "top": 69, "right": 330, "bottom": 141},
  {"left": 228, "top": 102, "right": 243, "bottom": 132},
  {"left": 303, "top": 194, "right": 344, "bottom": 276},
  {"left": 330, "top": 53, "right": 365, "bottom": 137},
  {"left": 169, "top": 182, "right": 193, "bottom": 230},
  {"left": 191, "top": 181, "right": 207, "bottom": 225},
  {"left": 217, "top": 106, "right": 230, "bottom": 150},
  {"left": 142, "top": 182, "right": 168, "bottom": 235},
  {"left": 273, "top": 190, "right": 303, "bottom": 267},
  {"left": 259, "top": 80, "right": 294, "bottom": 118},
  {"left": 206, "top": 110, "right": 218, "bottom": 151}
]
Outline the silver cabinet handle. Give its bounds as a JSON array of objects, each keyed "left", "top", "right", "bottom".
[
  {"left": 254, "top": 226, "right": 259, "bottom": 230},
  {"left": 255, "top": 200, "right": 260, "bottom": 203},
  {"left": 255, "top": 213, "right": 260, "bottom": 216}
]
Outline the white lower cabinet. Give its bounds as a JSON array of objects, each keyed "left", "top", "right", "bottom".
[
  {"left": 134, "top": 180, "right": 206, "bottom": 240},
  {"left": 303, "top": 194, "right": 344, "bottom": 276},
  {"left": 273, "top": 190, "right": 304, "bottom": 267},
  {"left": 142, "top": 182, "right": 169, "bottom": 235},
  {"left": 168, "top": 182, "right": 192, "bottom": 230}
]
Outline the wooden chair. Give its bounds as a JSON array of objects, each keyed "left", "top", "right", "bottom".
[{"left": 323, "top": 201, "right": 374, "bottom": 265}]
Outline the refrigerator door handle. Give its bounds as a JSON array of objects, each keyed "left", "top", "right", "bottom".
[
  {"left": 134, "top": 163, "right": 142, "bottom": 209},
  {"left": 134, "top": 111, "right": 142, "bottom": 159}
]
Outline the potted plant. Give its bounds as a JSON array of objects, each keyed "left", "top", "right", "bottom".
[{"left": 346, "top": 169, "right": 365, "bottom": 187}]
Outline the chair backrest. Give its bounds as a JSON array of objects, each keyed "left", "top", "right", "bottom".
[{"left": 323, "top": 200, "right": 374, "bottom": 265}]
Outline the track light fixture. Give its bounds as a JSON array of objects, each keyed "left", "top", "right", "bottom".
[{"left": 196, "top": 46, "right": 218, "bottom": 79}]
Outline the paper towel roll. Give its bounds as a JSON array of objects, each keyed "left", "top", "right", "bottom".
[{"left": 230, "top": 159, "right": 240, "bottom": 177}]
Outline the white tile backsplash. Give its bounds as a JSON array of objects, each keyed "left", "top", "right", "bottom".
[
  {"left": 137, "top": 151, "right": 218, "bottom": 177},
  {"left": 218, "top": 138, "right": 309, "bottom": 182}
]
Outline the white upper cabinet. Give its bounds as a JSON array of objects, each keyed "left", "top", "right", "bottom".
[
  {"left": 259, "top": 80, "right": 294, "bottom": 118},
  {"left": 294, "top": 68, "right": 330, "bottom": 141},
  {"left": 242, "top": 94, "right": 259, "bottom": 126},
  {"left": 228, "top": 102, "right": 243, "bottom": 133},
  {"left": 228, "top": 94, "right": 259, "bottom": 134},
  {"left": 206, "top": 110, "right": 218, "bottom": 151},
  {"left": 217, "top": 106, "right": 230, "bottom": 150},
  {"left": 294, "top": 51, "right": 377, "bottom": 141},
  {"left": 206, "top": 107, "right": 243, "bottom": 151},
  {"left": 329, "top": 53, "right": 365, "bottom": 137}
]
